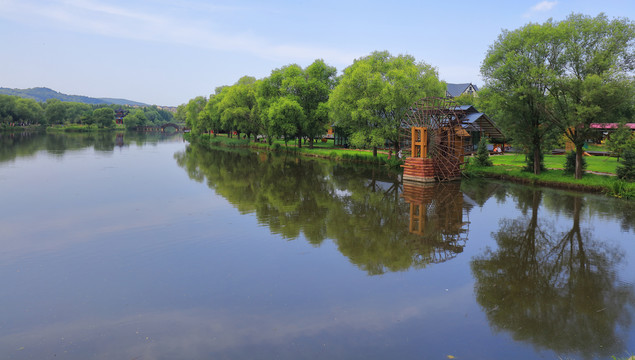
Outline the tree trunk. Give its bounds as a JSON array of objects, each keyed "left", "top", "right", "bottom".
[
  {"left": 575, "top": 144, "right": 583, "bottom": 179},
  {"left": 373, "top": 146, "right": 377, "bottom": 157},
  {"left": 394, "top": 141, "right": 400, "bottom": 157},
  {"left": 309, "top": 138, "right": 314, "bottom": 149}
]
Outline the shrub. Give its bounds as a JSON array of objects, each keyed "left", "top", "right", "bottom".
[
  {"left": 474, "top": 137, "right": 492, "bottom": 166},
  {"left": 605, "top": 179, "right": 635, "bottom": 199},
  {"left": 525, "top": 149, "right": 546, "bottom": 173},
  {"left": 385, "top": 158, "right": 404, "bottom": 169},
  {"left": 617, "top": 148, "right": 635, "bottom": 181},
  {"left": 564, "top": 151, "right": 587, "bottom": 176}
]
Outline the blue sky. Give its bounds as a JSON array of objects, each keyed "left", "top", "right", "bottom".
[{"left": 0, "top": 0, "right": 633, "bottom": 106}]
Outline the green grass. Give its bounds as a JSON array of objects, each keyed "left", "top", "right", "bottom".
[
  {"left": 489, "top": 153, "right": 619, "bottom": 174},
  {"left": 585, "top": 143, "right": 606, "bottom": 152}
]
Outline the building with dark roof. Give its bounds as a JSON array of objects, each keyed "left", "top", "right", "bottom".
[
  {"left": 453, "top": 105, "right": 505, "bottom": 152},
  {"left": 446, "top": 83, "right": 479, "bottom": 98}
]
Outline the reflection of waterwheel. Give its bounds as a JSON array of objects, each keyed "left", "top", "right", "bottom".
[
  {"left": 403, "top": 181, "right": 470, "bottom": 265},
  {"left": 401, "top": 97, "right": 467, "bottom": 181}
]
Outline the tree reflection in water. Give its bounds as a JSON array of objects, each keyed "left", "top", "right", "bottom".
[
  {"left": 175, "top": 144, "right": 473, "bottom": 275},
  {"left": 471, "top": 187, "right": 635, "bottom": 359}
]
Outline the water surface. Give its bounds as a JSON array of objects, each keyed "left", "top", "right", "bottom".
[{"left": 0, "top": 132, "right": 633, "bottom": 359}]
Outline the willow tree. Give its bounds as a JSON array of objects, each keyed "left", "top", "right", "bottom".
[
  {"left": 546, "top": 14, "right": 635, "bottom": 179},
  {"left": 198, "top": 86, "right": 226, "bottom": 136},
  {"left": 184, "top": 96, "right": 207, "bottom": 135},
  {"left": 482, "top": 13, "right": 635, "bottom": 177},
  {"left": 218, "top": 76, "right": 259, "bottom": 140},
  {"left": 481, "top": 21, "right": 562, "bottom": 174},
  {"left": 257, "top": 60, "right": 337, "bottom": 148},
  {"left": 329, "top": 50, "right": 444, "bottom": 156}
]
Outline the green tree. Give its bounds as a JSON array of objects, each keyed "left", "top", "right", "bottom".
[
  {"left": 474, "top": 137, "right": 492, "bottom": 166},
  {"left": 143, "top": 108, "right": 162, "bottom": 125},
  {"left": 452, "top": 92, "right": 478, "bottom": 106},
  {"left": 218, "top": 76, "right": 259, "bottom": 140},
  {"left": 481, "top": 21, "right": 562, "bottom": 174},
  {"left": 329, "top": 50, "right": 444, "bottom": 156},
  {"left": 0, "top": 95, "right": 17, "bottom": 124},
  {"left": 185, "top": 96, "right": 207, "bottom": 135},
  {"left": 44, "top": 99, "right": 67, "bottom": 125},
  {"left": 617, "top": 148, "right": 635, "bottom": 181},
  {"left": 256, "top": 60, "right": 337, "bottom": 148},
  {"left": 606, "top": 122, "right": 634, "bottom": 161},
  {"left": 175, "top": 104, "right": 187, "bottom": 124},
  {"left": 546, "top": 14, "right": 635, "bottom": 179},
  {"left": 482, "top": 14, "right": 635, "bottom": 178},
  {"left": 268, "top": 97, "right": 305, "bottom": 147},
  {"left": 64, "top": 102, "right": 92, "bottom": 124},
  {"left": 296, "top": 59, "right": 338, "bottom": 148},
  {"left": 257, "top": 69, "right": 286, "bottom": 144},
  {"left": 123, "top": 109, "right": 146, "bottom": 130},
  {"left": 93, "top": 107, "right": 115, "bottom": 128},
  {"left": 15, "top": 98, "right": 45, "bottom": 125},
  {"left": 199, "top": 86, "right": 227, "bottom": 136}
]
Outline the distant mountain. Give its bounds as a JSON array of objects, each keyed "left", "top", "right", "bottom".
[{"left": 0, "top": 87, "right": 148, "bottom": 107}]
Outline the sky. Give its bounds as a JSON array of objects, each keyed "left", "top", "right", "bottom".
[{"left": 0, "top": 0, "right": 633, "bottom": 106}]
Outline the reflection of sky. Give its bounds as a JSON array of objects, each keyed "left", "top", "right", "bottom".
[{"left": 0, "top": 139, "right": 633, "bottom": 359}]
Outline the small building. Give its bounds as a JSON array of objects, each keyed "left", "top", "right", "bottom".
[
  {"left": 454, "top": 105, "right": 505, "bottom": 152},
  {"left": 446, "top": 83, "right": 479, "bottom": 98}
]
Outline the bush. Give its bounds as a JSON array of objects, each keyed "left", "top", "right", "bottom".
[
  {"left": 385, "top": 158, "right": 404, "bottom": 169},
  {"left": 605, "top": 179, "right": 635, "bottom": 199},
  {"left": 525, "top": 149, "right": 546, "bottom": 173},
  {"left": 474, "top": 137, "right": 492, "bottom": 166},
  {"left": 617, "top": 148, "right": 635, "bottom": 181},
  {"left": 272, "top": 143, "right": 281, "bottom": 151},
  {"left": 564, "top": 151, "right": 587, "bottom": 176}
]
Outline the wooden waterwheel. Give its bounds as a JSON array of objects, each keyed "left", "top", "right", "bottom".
[{"left": 401, "top": 97, "right": 469, "bottom": 181}]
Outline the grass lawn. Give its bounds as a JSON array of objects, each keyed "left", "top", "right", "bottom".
[{"left": 489, "top": 153, "right": 619, "bottom": 174}]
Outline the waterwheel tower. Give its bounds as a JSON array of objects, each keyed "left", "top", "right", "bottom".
[{"left": 401, "top": 97, "right": 470, "bottom": 182}]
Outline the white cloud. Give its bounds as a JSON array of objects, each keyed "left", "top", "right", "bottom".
[
  {"left": 523, "top": 1, "right": 558, "bottom": 18},
  {"left": 0, "top": 0, "right": 357, "bottom": 66}
]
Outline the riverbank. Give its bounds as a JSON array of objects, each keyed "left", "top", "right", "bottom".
[
  {"left": 1, "top": 124, "right": 128, "bottom": 132},
  {"left": 186, "top": 133, "right": 634, "bottom": 199},
  {"left": 185, "top": 133, "right": 404, "bottom": 167},
  {"left": 464, "top": 162, "right": 634, "bottom": 199}
]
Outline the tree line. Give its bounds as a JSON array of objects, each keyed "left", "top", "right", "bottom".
[
  {"left": 0, "top": 95, "right": 175, "bottom": 129},
  {"left": 178, "top": 51, "right": 445, "bottom": 154},
  {"left": 181, "top": 13, "right": 634, "bottom": 179}
]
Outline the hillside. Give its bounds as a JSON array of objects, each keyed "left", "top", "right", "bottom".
[{"left": 0, "top": 87, "right": 148, "bottom": 106}]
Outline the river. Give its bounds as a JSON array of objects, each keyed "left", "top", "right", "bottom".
[{"left": 1, "top": 132, "right": 634, "bottom": 359}]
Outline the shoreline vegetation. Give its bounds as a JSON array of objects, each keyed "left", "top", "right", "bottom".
[{"left": 185, "top": 132, "right": 634, "bottom": 200}]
